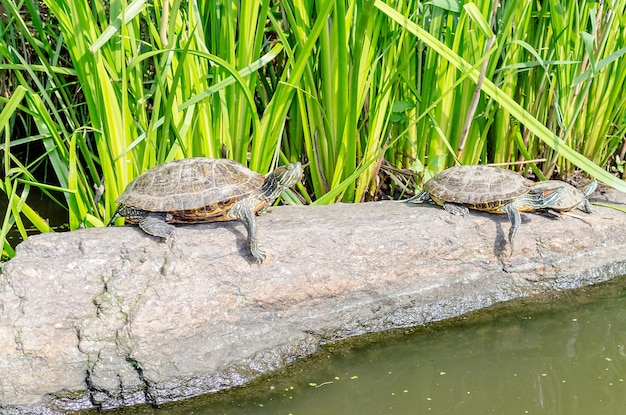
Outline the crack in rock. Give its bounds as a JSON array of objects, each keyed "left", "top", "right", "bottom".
[{"left": 75, "top": 252, "right": 158, "bottom": 409}]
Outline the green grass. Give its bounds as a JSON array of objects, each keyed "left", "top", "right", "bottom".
[{"left": 1, "top": 0, "right": 625, "bottom": 259}]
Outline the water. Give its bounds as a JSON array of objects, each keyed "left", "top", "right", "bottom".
[
  {"left": 97, "top": 277, "right": 626, "bottom": 415},
  {"left": 0, "top": 186, "right": 68, "bottom": 255}
]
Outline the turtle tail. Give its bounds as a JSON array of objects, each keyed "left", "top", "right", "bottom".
[
  {"left": 106, "top": 206, "right": 122, "bottom": 227},
  {"left": 405, "top": 189, "right": 432, "bottom": 204}
]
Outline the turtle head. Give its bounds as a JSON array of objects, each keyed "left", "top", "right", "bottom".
[
  {"left": 526, "top": 183, "right": 568, "bottom": 209},
  {"left": 581, "top": 180, "right": 598, "bottom": 197},
  {"left": 261, "top": 162, "right": 303, "bottom": 202}
]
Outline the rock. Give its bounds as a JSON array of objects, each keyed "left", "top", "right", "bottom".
[{"left": 1, "top": 190, "right": 626, "bottom": 413}]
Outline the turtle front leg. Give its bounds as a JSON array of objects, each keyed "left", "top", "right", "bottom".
[
  {"left": 230, "top": 200, "right": 265, "bottom": 263},
  {"left": 575, "top": 180, "right": 596, "bottom": 213},
  {"left": 578, "top": 199, "right": 593, "bottom": 214},
  {"left": 503, "top": 202, "right": 521, "bottom": 250}
]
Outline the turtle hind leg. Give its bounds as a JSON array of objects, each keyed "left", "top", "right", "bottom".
[
  {"left": 138, "top": 213, "right": 176, "bottom": 240},
  {"left": 442, "top": 202, "right": 469, "bottom": 216}
]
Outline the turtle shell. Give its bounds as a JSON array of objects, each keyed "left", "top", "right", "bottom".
[
  {"left": 424, "top": 165, "right": 533, "bottom": 211},
  {"left": 116, "top": 158, "right": 265, "bottom": 222}
]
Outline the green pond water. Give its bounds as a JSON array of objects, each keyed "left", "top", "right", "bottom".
[{"left": 97, "top": 276, "right": 626, "bottom": 415}]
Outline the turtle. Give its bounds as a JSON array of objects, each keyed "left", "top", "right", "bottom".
[
  {"left": 107, "top": 158, "right": 303, "bottom": 263},
  {"left": 530, "top": 179, "right": 597, "bottom": 215},
  {"left": 405, "top": 165, "right": 567, "bottom": 248}
]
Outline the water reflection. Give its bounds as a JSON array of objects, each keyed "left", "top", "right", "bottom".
[{"left": 96, "top": 278, "right": 626, "bottom": 415}]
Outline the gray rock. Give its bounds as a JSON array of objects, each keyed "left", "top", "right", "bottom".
[{"left": 1, "top": 190, "right": 626, "bottom": 413}]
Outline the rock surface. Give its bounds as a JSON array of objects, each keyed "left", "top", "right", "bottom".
[{"left": 1, "top": 190, "right": 626, "bottom": 414}]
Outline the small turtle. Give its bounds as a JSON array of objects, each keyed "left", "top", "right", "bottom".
[
  {"left": 107, "top": 158, "right": 303, "bottom": 263},
  {"left": 405, "top": 165, "right": 566, "bottom": 248},
  {"left": 531, "top": 180, "right": 597, "bottom": 215}
]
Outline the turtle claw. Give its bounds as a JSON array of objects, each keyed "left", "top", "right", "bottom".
[
  {"left": 250, "top": 243, "right": 266, "bottom": 264},
  {"left": 165, "top": 230, "right": 177, "bottom": 246}
]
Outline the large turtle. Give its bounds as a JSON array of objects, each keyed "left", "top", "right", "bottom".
[
  {"left": 107, "top": 158, "right": 303, "bottom": 263},
  {"left": 531, "top": 179, "right": 597, "bottom": 214},
  {"left": 405, "top": 165, "right": 566, "bottom": 248}
]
